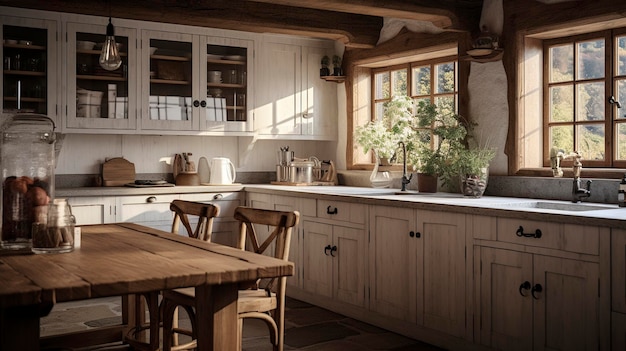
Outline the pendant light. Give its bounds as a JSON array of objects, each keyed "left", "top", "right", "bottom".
[{"left": 99, "top": 17, "right": 122, "bottom": 71}]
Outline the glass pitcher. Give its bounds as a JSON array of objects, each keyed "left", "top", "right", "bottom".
[{"left": 1, "top": 114, "right": 56, "bottom": 249}]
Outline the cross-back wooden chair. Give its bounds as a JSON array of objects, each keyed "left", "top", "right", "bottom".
[
  {"left": 161, "top": 206, "right": 300, "bottom": 351},
  {"left": 124, "top": 200, "right": 219, "bottom": 351}
]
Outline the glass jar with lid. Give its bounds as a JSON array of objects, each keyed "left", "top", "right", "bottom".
[{"left": 1, "top": 114, "right": 56, "bottom": 249}]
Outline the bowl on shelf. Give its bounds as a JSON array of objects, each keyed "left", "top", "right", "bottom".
[
  {"left": 77, "top": 41, "right": 96, "bottom": 50},
  {"left": 149, "top": 47, "right": 158, "bottom": 55},
  {"left": 5, "top": 39, "right": 18, "bottom": 45},
  {"left": 19, "top": 40, "right": 33, "bottom": 46},
  {"left": 207, "top": 54, "right": 222, "bottom": 60},
  {"left": 224, "top": 55, "right": 245, "bottom": 61}
]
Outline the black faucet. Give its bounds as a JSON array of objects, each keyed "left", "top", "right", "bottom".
[
  {"left": 572, "top": 178, "right": 592, "bottom": 203},
  {"left": 398, "top": 141, "right": 412, "bottom": 192}
]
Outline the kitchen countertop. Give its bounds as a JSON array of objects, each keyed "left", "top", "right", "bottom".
[{"left": 58, "top": 184, "right": 626, "bottom": 229}]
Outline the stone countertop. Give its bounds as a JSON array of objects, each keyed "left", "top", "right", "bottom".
[{"left": 57, "top": 184, "right": 626, "bottom": 229}]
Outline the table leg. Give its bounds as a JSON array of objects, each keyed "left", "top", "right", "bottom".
[
  {"left": 194, "top": 283, "right": 238, "bottom": 351},
  {"left": 1, "top": 304, "right": 49, "bottom": 350}
]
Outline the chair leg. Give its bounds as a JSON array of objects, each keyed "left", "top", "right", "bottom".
[
  {"left": 237, "top": 317, "right": 244, "bottom": 351},
  {"left": 162, "top": 297, "right": 177, "bottom": 351}
]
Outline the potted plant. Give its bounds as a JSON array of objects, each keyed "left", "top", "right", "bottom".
[
  {"left": 332, "top": 55, "right": 342, "bottom": 76},
  {"left": 320, "top": 55, "right": 330, "bottom": 77},
  {"left": 411, "top": 101, "right": 495, "bottom": 196}
]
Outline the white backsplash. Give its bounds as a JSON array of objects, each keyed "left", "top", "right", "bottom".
[{"left": 55, "top": 134, "right": 338, "bottom": 175}]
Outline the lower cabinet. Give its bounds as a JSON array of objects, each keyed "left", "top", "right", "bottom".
[
  {"left": 369, "top": 206, "right": 467, "bottom": 337},
  {"left": 118, "top": 194, "right": 180, "bottom": 232},
  {"left": 66, "top": 196, "right": 117, "bottom": 225},
  {"left": 179, "top": 192, "right": 243, "bottom": 247},
  {"left": 477, "top": 247, "right": 600, "bottom": 350},
  {"left": 301, "top": 220, "right": 366, "bottom": 307}
]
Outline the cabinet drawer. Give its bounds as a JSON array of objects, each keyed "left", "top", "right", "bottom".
[
  {"left": 118, "top": 194, "right": 179, "bottom": 227},
  {"left": 180, "top": 192, "right": 242, "bottom": 218},
  {"left": 497, "top": 218, "right": 600, "bottom": 255},
  {"left": 316, "top": 200, "right": 366, "bottom": 225}
]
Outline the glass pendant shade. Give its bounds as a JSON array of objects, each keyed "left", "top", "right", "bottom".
[{"left": 99, "top": 17, "right": 122, "bottom": 71}]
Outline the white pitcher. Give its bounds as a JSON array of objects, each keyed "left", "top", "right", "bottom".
[{"left": 209, "top": 157, "right": 236, "bottom": 184}]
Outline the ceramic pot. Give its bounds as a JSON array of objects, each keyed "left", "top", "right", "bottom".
[
  {"left": 175, "top": 172, "right": 200, "bottom": 186},
  {"left": 460, "top": 167, "right": 489, "bottom": 198},
  {"left": 417, "top": 173, "right": 437, "bottom": 193},
  {"left": 370, "top": 154, "right": 392, "bottom": 188}
]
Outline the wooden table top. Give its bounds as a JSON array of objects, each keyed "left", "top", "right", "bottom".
[{"left": 0, "top": 223, "right": 294, "bottom": 308}]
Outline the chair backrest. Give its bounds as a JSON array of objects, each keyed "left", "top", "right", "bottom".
[
  {"left": 170, "top": 200, "right": 220, "bottom": 241},
  {"left": 233, "top": 206, "right": 300, "bottom": 261}
]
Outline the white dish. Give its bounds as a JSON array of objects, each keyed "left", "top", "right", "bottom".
[
  {"left": 223, "top": 55, "right": 245, "bottom": 61},
  {"left": 466, "top": 48, "right": 493, "bottom": 57},
  {"left": 206, "top": 54, "right": 222, "bottom": 60},
  {"left": 77, "top": 40, "right": 96, "bottom": 50},
  {"left": 19, "top": 40, "right": 32, "bottom": 46}
]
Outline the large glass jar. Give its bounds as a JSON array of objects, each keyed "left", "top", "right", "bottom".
[{"left": 1, "top": 114, "right": 56, "bottom": 249}]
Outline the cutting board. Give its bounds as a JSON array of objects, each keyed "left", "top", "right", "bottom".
[{"left": 102, "top": 158, "right": 136, "bottom": 187}]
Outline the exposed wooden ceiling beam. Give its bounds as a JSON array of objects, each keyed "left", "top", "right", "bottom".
[{"left": 0, "top": 0, "right": 482, "bottom": 47}]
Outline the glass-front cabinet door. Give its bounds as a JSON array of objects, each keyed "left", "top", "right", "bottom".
[
  {"left": 141, "top": 30, "right": 197, "bottom": 132},
  {"left": 65, "top": 22, "right": 137, "bottom": 131},
  {"left": 201, "top": 36, "right": 253, "bottom": 133},
  {"left": 1, "top": 16, "right": 57, "bottom": 119}
]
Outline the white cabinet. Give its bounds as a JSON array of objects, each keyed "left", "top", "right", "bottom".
[
  {"left": 65, "top": 196, "right": 117, "bottom": 225},
  {"left": 64, "top": 21, "right": 138, "bottom": 131},
  {"left": 140, "top": 28, "right": 254, "bottom": 134},
  {"left": 117, "top": 194, "right": 180, "bottom": 232},
  {"left": 368, "top": 206, "right": 467, "bottom": 337},
  {"left": 1, "top": 15, "right": 58, "bottom": 120},
  {"left": 254, "top": 35, "right": 337, "bottom": 140},
  {"left": 475, "top": 219, "right": 609, "bottom": 350},
  {"left": 611, "top": 229, "right": 626, "bottom": 350}
]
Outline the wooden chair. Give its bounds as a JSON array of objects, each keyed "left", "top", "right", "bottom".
[
  {"left": 161, "top": 206, "right": 300, "bottom": 351},
  {"left": 124, "top": 200, "right": 220, "bottom": 351}
]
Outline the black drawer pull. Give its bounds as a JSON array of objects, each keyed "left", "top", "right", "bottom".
[
  {"left": 324, "top": 245, "right": 331, "bottom": 256},
  {"left": 516, "top": 226, "right": 542, "bottom": 238},
  {"left": 326, "top": 206, "right": 338, "bottom": 215},
  {"left": 519, "top": 281, "right": 531, "bottom": 296},
  {"left": 531, "top": 283, "right": 543, "bottom": 299},
  {"left": 330, "top": 245, "right": 337, "bottom": 257}
]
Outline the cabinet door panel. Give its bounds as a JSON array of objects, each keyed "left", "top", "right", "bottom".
[
  {"left": 479, "top": 247, "right": 533, "bottom": 351},
  {"left": 66, "top": 197, "right": 115, "bottom": 225},
  {"left": 118, "top": 194, "right": 179, "bottom": 232},
  {"left": 369, "top": 206, "right": 417, "bottom": 323},
  {"left": 302, "top": 220, "right": 332, "bottom": 297},
  {"left": 334, "top": 225, "right": 365, "bottom": 307},
  {"left": 255, "top": 41, "right": 301, "bottom": 135},
  {"left": 533, "top": 255, "right": 599, "bottom": 351},
  {"left": 418, "top": 211, "right": 466, "bottom": 337},
  {"left": 301, "top": 46, "right": 336, "bottom": 138},
  {"left": 612, "top": 229, "right": 626, "bottom": 313}
]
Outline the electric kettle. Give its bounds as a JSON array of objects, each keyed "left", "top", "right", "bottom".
[{"left": 209, "top": 157, "right": 236, "bottom": 184}]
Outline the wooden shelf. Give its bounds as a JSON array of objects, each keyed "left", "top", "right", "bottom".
[
  {"left": 150, "top": 78, "right": 190, "bottom": 85},
  {"left": 3, "top": 70, "right": 46, "bottom": 76},
  {"left": 151, "top": 54, "right": 190, "bottom": 62},
  {"left": 321, "top": 75, "right": 346, "bottom": 83},
  {"left": 76, "top": 49, "right": 127, "bottom": 57},
  {"left": 4, "top": 43, "right": 45, "bottom": 51},
  {"left": 207, "top": 82, "right": 245, "bottom": 89},
  {"left": 3, "top": 97, "right": 45, "bottom": 102},
  {"left": 77, "top": 74, "right": 126, "bottom": 81},
  {"left": 206, "top": 58, "right": 245, "bottom": 66}
]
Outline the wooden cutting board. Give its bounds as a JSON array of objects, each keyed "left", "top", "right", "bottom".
[{"left": 102, "top": 157, "right": 136, "bottom": 186}]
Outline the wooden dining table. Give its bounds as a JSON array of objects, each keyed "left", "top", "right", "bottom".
[{"left": 0, "top": 222, "right": 294, "bottom": 351}]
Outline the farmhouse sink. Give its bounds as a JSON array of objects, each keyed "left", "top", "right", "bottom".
[{"left": 499, "top": 201, "right": 615, "bottom": 212}]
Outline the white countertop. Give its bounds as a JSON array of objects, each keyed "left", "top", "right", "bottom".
[{"left": 58, "top": 184, "right": 626, "bottom": 228}]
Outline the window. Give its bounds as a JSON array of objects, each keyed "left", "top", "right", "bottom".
[
  {"left": 369, "top": 57, "right": 458, "bottom": 162},
  {"left": 543, "top": 29, "right": 626, "bottom": 168}
]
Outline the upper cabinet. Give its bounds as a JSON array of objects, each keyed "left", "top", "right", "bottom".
[
  {"left": 65, "top": 21, "right": 138, "bottom": 131},
  {"left": 2, "top": 7, "right": 338, "bottom": 138},
  {"left": 255, "top": 35, "right": 338, "bottom": 140},
  {"left": 1, "top": 15, "right": 58, "bottom": 122}
]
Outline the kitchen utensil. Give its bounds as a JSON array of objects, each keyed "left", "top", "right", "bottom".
[
  {"left": 101, "top": 157, "right": 136, "bottom": 187},
  {"left": 197, "top": 157, "right": 210, "bottom": 183},
  {"left": 277, "top": 146, "right": 293, "bottom": 166},
  {"left": 209, "top": 157, "right": 236, "bottom": 184},
  {"left": 172, "top": 154, "right": 182, "bottom": 179},
  {"left": 288, "top": 160, "right": 315, "bottom": 183}
]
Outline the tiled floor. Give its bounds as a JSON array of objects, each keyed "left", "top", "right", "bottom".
[{"left": 41, "top": 296, "right": 446, "bottom": 351}]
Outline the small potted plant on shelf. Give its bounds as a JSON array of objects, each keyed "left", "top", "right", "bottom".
[
  {"left": 320, "top": 55, "right": 330, "bottom": 77},
  {"left": 332, "top": 55, "right": 342, "bottom": 76}
]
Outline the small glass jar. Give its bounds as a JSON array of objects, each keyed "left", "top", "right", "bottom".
[
  {"left": 32, "top": 199, "right": 74, "bottom": 254},
  {"left": 1, "top": 114, "right": 56, "bottom": 249}
]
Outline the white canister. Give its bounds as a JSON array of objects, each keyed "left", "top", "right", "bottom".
[{"left": 209, "top": 157, "right": 236, "bottom": 185}]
